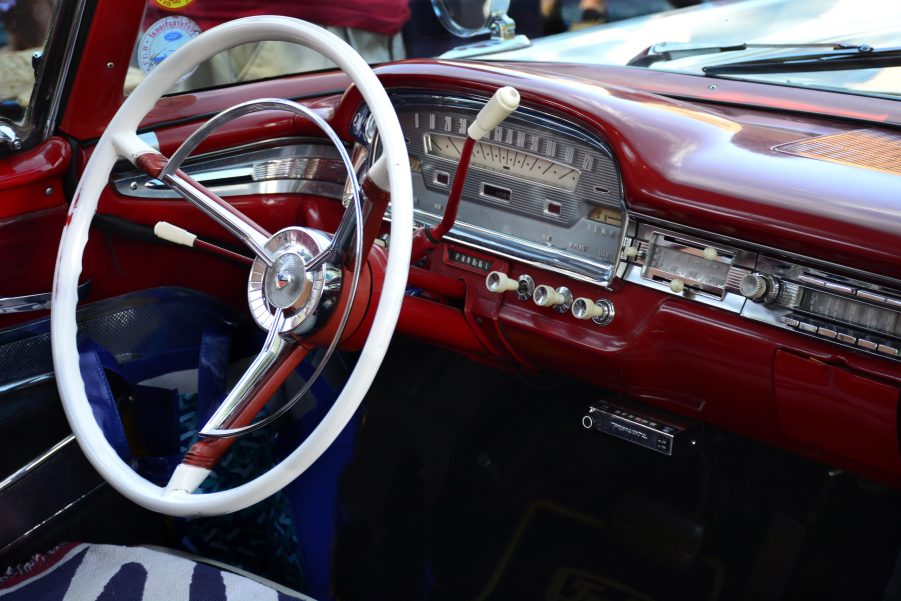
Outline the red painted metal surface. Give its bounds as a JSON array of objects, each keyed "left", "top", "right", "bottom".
[
  {"left": 397, "top": 296, "right": 488, "bottom": 356},
  {"left": 774, "top": 350, "right": 901, "bottom": 477},
  {"left": 490, "top": 61, "right": 901, "bottom": 126},
  {"left": 149, "top": 109, "right": 338, "bottom": 158},
  {"left": 0, "top": 207, "right": 72, "bottom": 329},
  {"left": 142, "top": 76, "right": 349, "bottom": 131},
  {"left": 58, "top": 0, "right": 146, "bottom": 141},
  {"left": 0, "top": 137, "right": 70, "bottom": 219}
]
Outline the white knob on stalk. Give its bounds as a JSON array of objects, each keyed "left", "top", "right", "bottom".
[
  {"left": 154, "top": 221, "right": 197, "bottom": 247},
  {"left": 467, "top": 86, "right": 520, "bottom": 141},
  {"left": 533, "top": 285, "right": 564, "bottom": 307},
  {"left": 486, "top": 271, "right": 519, "bottom": 293},
  {"left": 367, "top": 154, "right": 390, "bottom": 191},
  {"left": 572, "top": 298, "right": 605, "bottom": 320}
]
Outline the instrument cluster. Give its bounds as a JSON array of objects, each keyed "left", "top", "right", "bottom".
[{"left": 354, "top": 93, "right": 627, "bottom": 287}]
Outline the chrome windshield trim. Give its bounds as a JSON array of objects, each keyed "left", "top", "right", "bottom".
[{"left": 45, "top": 0, "right": 89, "bottom": 139}]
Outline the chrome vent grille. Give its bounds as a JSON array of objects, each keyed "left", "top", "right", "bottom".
[{"left": 774, "top": 129, "right": 901, "bottom": 176}]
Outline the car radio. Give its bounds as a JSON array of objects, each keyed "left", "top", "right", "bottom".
[
  {"left": 741, "top": 256, "right": 901, "bottom": 360},
  {"left": 623, "top": 223, "right": 901, "bottom": 363}
]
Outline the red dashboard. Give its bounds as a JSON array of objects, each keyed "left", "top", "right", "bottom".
[{"left": 48, "top": 57, "right": 901, "bottom": 488}]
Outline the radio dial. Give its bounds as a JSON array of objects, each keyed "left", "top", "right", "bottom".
[{"left": 740, "top": 273, "right": 780, "bottom": 303}]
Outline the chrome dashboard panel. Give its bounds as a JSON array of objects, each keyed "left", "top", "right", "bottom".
[
  {"left": 112, "top": 141, "right": 347, "bottom": 200},
  {"left": 623, "top": 221, "right": 901, "bottom": 362},
  {"left": 355, "top": 92, "right": 627, "bottom": 286}
]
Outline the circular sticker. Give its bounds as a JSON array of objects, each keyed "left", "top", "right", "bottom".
[
  {"left": 155, "top": 0, "right": 195, "bottom": 9},
  {"left": 138, "top": 16, "right": 201, "bottom": 80}
]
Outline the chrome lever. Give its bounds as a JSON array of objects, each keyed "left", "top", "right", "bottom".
[{"left": 0, "top": 280, "right": 91, "bottom": 314}]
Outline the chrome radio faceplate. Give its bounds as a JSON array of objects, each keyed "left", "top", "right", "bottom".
[
  {"left": 742, "top": 257, "right": 901, "bottom": 359},
  {"left": 622, "top": 222, "right": 901, "bottom": 362}
]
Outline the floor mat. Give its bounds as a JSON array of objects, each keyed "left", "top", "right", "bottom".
[{"left": 474, "top": 500, "right": 724, "bottom": 601}]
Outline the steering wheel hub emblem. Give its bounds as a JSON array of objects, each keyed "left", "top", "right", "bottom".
[
  {"left": 264, "top": 252, "right": 311, "bottom": 310},
  {"left": 249, "top": 226, "right": 341, "bottom": 335}
]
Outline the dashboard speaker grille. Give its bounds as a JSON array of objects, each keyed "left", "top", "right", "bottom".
[{"left": 774, "top": 129, "right": 901, "bottom": 176}]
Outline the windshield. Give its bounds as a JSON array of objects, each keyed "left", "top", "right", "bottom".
[
  {"left": 491, "top": 0, "right": 901, "bottom": 99},
  {"left": 125, "top": 0, "right": 572, "bottom": 95},
  {"left": 127, "top": 0, "right": 901, "bottom": 100}
]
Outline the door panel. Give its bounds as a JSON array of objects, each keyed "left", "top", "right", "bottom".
[{"left": 0, "top": 137, "right": 71, "bottom": 329}]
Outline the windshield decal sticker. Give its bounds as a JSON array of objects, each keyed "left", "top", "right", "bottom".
[
  {"left": 155, "top": 0, "right": 195, "bottom": 9},
  {"left": 138, "top": 16, "right": 201, "bottom": 80}
]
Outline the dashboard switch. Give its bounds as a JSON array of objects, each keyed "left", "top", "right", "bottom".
[
  {"left": 485, "top": 271, "right": 519, "bottom": 293},
  {"left": 533, "top": 285, "right": 573, "bottom": 314},
  {"left": 572, "top": 298, "right": 615, "bottom": 325}
]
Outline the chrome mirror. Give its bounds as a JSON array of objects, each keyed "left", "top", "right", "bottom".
[{"left": 430, "top": 0, "right": 530, "bottom": 57}]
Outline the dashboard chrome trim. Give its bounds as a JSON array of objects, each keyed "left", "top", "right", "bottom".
[
  {"left": 629, "top": 211, "right": 901, "bottom": 291},
  {"left": 113, "top": 141, "right": 347, "bottom": 200}
]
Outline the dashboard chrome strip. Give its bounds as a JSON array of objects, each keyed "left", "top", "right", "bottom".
[{"left": 113, "top": 143, "right": 347, "bottom": 200}]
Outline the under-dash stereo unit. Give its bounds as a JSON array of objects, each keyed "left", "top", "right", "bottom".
[
  {"left": 741, "top": 256, "right": 901, "bottom": 361},
  {"left": 582, "top": 399, "right": 701, "bottom": 456}
]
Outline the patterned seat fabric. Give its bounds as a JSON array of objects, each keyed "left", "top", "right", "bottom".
[{"left": 0, "top": 543, "right": 315, "bottom": 601}]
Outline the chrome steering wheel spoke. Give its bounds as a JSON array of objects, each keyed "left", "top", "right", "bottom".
[
  {"left": 162, "top": 169, "right": 276, "bottom": 266},
  {"left": 197, "top": 308, "right": 296, "bottom": 437}
]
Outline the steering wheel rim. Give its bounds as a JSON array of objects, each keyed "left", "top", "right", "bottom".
[{"left": 50, "top": 16, "right": 412, "bottom": 517}]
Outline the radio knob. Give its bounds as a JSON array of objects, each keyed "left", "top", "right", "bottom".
[
  {"left": 485, "top": 271, "right": 519, "bottom": 293},
  {"left": 740, "top": 273, "right": 779, "bottom": 302}
]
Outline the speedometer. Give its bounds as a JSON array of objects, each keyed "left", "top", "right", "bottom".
[{"left": 424, "top": 133, "right": 581, "bottom": 192}]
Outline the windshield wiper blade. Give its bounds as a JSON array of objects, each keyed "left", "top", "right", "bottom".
[
  {"left": 628, "top": 41, "right": 865, "bottom": 67},
  {"left": 702, "top": 45, "right": 901, "bottom": 75}
]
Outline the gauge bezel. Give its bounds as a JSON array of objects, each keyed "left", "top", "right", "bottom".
[{"left": 358, "top": 91, "right": 628, "bottom": 287}]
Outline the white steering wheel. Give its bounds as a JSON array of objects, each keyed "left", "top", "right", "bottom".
[{"left": 51, "top": 16, "right": 412, "bottom": 517}]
